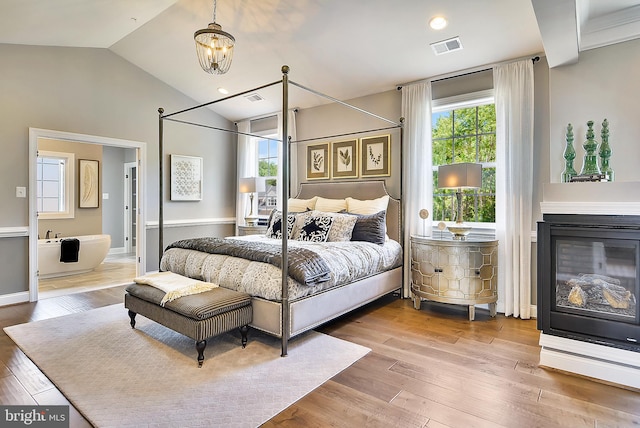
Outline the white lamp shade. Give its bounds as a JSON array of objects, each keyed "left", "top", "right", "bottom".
[
  {"left": 239, "top": 177, "right": 265, "bottom": 193},
  {"left": 437, "top": 163, "right": 482, "bottom": 189}
]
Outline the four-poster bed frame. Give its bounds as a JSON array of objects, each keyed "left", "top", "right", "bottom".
[{"left": 158, "top": 65, "right": 404, "bottom": 356}]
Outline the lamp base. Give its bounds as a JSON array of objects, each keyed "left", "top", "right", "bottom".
[
  {"left": 244, "top": 216, "right": 258, "bottom": 226},
  {"left": 447, "top": 224, "right": 472, "bottom": 240}
]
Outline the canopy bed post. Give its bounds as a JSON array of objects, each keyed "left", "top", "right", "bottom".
[
  {"left": 281, "top": 65, "right": 290, "bottom": 357},
  {"left": 158, "top": 107, "right": 165, "bottom": 268}
]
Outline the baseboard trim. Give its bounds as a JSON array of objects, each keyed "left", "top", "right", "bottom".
[
  {"left": 0, "top": 291, "right": 30, "bottom": 307},
  {"left": 539, "top": 333, "right": 640, "bottom": 390}
]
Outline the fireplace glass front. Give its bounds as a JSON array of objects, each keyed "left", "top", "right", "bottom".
[{"left": 555, "top": 238, "right": 637, "bottom": 322}]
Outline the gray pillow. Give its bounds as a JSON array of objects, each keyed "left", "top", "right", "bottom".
[{"left": 349, "top": 210, "right": 386, "bottom": 245}]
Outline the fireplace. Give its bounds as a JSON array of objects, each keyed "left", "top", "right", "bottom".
[{"left": 537, "top": 214, "right": 640, "bottom": 352}]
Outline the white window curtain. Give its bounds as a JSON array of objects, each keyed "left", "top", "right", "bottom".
[
  {"left": 401, "top": 82, "right": 433, "bottom": 298},
  {"left": 494, "top": 59, "right": 534, "bottom": 319},
  {"left": 235, "top": 120, "right": 257, "bottom": 234},
  {"left": 276, "top": 109, "right": 298, "bottom": 209}
]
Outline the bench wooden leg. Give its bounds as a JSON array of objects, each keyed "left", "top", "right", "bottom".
[
  {"left": 128, "top": 310, "right": 137, "bottom": 329},
  {"left": 196, "top": 340, "right": 207, "bottom": 368},
  {"left": 240, "top": 325, "right": 248, "bottom": 348}
]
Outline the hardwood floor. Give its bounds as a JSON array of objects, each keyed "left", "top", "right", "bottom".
[
  {"left": 37, "top": 253, "right": 136, "bottom": 299},
  {"left": 1, "top": 288, "right": 639, "bottom": 427}
]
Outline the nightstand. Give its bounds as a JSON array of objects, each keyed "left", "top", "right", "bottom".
[
  {"left": 410, "top": 235, "right": 498, "bottom": 320},
  {"left": 237, "top": 224, "right": 267, "bottom": 236}
]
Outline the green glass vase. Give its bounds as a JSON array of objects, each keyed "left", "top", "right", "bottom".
[
  {"left": 599, "top": 118, "right": 614, "bottom": 181},
  {"left": 562, "top": 123, "right": 577, "bottom": 182},
  {"left": 580, "top": 120, "right": 601, "bottom": 175}
]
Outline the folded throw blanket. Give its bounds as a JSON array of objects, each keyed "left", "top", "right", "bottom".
[
  {"left": 134, "top": 271, "right": 218, "bottom": 306},
  {"left": 166, "top": 237, "right": 331, "bottom": 286}
]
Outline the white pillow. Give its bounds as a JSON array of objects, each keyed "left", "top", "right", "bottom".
[
  {"left": 314, "top": 197, "right": 347, "bottom": 213},
  {"left": 346, "top": 195, "right": 389, "bottom": 215},
  {"left": 288, "top": 196, "right": 317, "bottom": 212}
]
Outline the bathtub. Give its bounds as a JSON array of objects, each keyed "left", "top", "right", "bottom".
[{"left": 38, "top": 234, "right": 111, "bottom": 279}]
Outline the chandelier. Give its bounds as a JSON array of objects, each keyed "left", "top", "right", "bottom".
[{"left": 194, "top": 0, "right": 235, "bottom": 74}]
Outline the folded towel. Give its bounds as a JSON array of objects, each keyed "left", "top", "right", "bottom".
[
  {"left": 134, "top": 271, "right": 219, "bottom": 306},
  {"left": 60, "top": 238, "right": 80, "bottom": 263}
]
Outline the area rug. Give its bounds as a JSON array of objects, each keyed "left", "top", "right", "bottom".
[{"left": 4, "top": 303, "right": 370, "bottom": 427}]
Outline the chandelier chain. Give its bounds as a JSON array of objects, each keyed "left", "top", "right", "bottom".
[{"left": 212, "top": 0, "right": 217, "bottom": 23}]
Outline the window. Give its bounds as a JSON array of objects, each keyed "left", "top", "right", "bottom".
[
  {"left": 36, "top": 150, "right": 75, "bottom": 219},
  {"left": 256, "top": 135, "right": 278, "bottom": 216},
  {"left": 432, "top": 92, "right": 496, "bottom": 224}
]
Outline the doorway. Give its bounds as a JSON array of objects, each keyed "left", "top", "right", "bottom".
[{"left": 28, "top": 128, "right": 147, "bottom": 302}]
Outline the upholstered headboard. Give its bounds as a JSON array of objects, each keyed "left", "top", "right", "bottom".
[{"left": 295, "top": 180, "right": 402, "bottom": 244}]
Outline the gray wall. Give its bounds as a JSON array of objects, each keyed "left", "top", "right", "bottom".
[
  {"left": 0, "top": 43, "right": 235, "bottom": 296},
  {"left": 295, "top": 90, "right": 403, "bottom": 199},
  {"left": 102, "top": 146, "right": 136, "bottom": 249}
]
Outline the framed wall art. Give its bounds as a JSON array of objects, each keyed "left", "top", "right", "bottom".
[
  {"left": 78, "top": 159, "right": 99, "bottom": 208},
  {"left": 170, "top": 154, "right": 203, "bottom": 201},
  {"left": 306, "top": 143, "right": 330, "bottom": 180},
  {"left": 331, "top": 139, "right": 358, "bottom": 179},
  {"left": 360, "top": 134, "right": 390, "bottom": 177}
]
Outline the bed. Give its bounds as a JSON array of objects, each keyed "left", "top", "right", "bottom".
[
  {"left": 159, "top": 180, "right": 402, "bottom": 339},
  {"left": 158, "top": 66, "right": 404, "bottom": 355}
]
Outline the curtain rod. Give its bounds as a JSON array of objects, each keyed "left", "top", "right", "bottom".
[
  {"left": 397, "top": 53, "right": 544, "bottom": 89},
  {"left": 233, "top": 108, "right": 298, "bottom": 126}
]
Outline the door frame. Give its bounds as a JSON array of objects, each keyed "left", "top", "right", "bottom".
[
  {"left": 28, "top": 128, "right": 147, "bottom": 302},
  {"left": 124, "top": 161, "right": 137, "bottom": 254}
]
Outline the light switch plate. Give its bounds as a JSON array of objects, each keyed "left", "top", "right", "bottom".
[{"left": 16, "top": 187, "right": 26, "bottom": 198}]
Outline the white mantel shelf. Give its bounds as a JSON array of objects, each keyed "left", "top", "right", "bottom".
[{"left": 541, "top": 182, "right": 640, "bottom": 215}]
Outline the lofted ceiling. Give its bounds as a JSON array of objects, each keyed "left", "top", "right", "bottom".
[{"left": 1, "top": 0, "right": 639, "bottom": 121}]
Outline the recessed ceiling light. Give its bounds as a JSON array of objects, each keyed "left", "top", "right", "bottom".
[
  {"left": 218, "top": 87, "right": 229, "bottom": 95},
  {"left": 429, "top": 16, "right": 447, "bottom": 30}
]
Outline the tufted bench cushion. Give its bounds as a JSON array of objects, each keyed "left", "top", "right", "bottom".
[
  {"left": 124, "top": 282, "right": 252, "bottom": 367},
  {"left": 125, "top": 283, "right": 251, "bottom": 320}
]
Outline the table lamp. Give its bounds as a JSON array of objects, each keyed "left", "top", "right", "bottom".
[
  {"left": 239, "top": 177, "right": 262, "bottom": 225},
  {"left": 437, "top": 163, "right": 482, "bottom": 240}
]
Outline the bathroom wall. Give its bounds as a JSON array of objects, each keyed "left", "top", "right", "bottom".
[{"left": 37, "top": 138, "right": 103, "bottom": 239}]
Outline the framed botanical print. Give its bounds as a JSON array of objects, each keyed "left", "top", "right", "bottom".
[
  {"left": 79, "top": 159, "right": 99, "bottom": 208},
  {"left": 360, "top": 134, "right": 390, "bottom": 177},
  {"left": 306, "top": 143, "right": 330, "bottom": 180},
  {"left": 170, "top": 154, "right": 203, "bottom": 201},
  {"left": 331, "top": 139, "right": 358, "bottom": 179}
]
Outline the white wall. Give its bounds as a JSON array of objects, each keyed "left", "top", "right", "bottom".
[{"left": 548, "top": 38, "right": 640, "bottom": 184}]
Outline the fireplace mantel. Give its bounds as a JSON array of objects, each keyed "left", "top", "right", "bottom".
[
  {"left": 541, "top": 182, "right": 640, "bottom": 215},
  {"left": 536, "top": 211, "right": 640, "bottom": 390}
]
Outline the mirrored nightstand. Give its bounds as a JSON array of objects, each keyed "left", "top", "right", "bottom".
[{"left": 237, "top": 224, "right": 267, "bottom": 236}]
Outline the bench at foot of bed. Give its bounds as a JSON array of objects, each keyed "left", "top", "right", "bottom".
[{"left": 124, "top": 282, "right": 252, "bottom": 367}]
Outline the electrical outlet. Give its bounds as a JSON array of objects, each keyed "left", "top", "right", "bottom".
[{"left": 16, "top": 187, "right": 26, "bottom": 198}]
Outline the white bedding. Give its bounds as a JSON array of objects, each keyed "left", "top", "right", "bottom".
[{"left": 160, "top": 235, "right": 403, "bottom": 301}]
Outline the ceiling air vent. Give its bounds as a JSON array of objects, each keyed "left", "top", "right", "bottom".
[
  {"left": 244, "top": 93, "right": 264, "bottom": 102},
  {"left": 430, "top": 36, "right": 463, "bottom": 55}
]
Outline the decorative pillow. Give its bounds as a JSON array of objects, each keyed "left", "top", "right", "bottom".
[
  {"left": 288, "top": 196, "right": 318, "bottom": 212},
  {"left": 314, "top": 197, "right": 348, "bottom": 213},
  {"left": 296, "top": 215, "right": 334, "bottom": 242},
  {"left": 346, "top": 195, "right": 389, "bottom": 215},
  {"left": 324, "top": 211, "right": 358, "bottom": 242},
  {"left": 349, "top": 210, "right": 386, "bottom": 245},
  {"left": 266, "top": 210, "right": 296, "bottom": 239}
]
